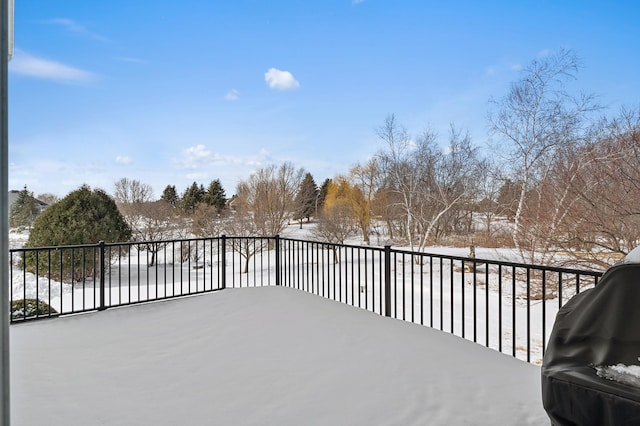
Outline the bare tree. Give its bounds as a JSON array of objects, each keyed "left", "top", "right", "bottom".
[
  {"left": 550, "top": 109, "right": 640, "bottom": 268},
  {"left": 314, "top": 206, "right": 356, "bottom": 244},
  {"left": 472, "top": 159, "right": 505, "bottom": 243},
  {"left": 376, "top": 114, "right": 421, "bottom": 248},
  {"left": 113, "top": 178, "right": 154, "bottom": 204},
  {"left": 236, "top": 162, "right": 304, "bottom": 236},
  {"left": 118, "top": 200, "right": 177, "bottom": 266},
  {"left": 221, "top": 200, "right": 267, "bottom": 274},
  {"left": 313, "top": 179, "right": 357, "bottom": 262},
  {"left": 370, "top": 183, "right": 403, "bottom": 242},
  {"left": 377, "top": 116, "right": 483, "bottom": 250},
  {"left": 36, "top": 193, "right": 59, "bottom": 205},
  {"left": 415, "top": 126, "right": 483, "bottom": 247},
  {"left": 191, "top": 203, "right": 225, "bottom": 238},
  {"left": 488, "top": 48, "right": 599, "bottom": 259},
  {"left": 348, "top": 159, "right": 381, "bottom": 245}
]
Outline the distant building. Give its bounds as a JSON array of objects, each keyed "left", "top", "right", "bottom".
[{"left": 7, "top": 189, "right": 49, "bottom": 215}]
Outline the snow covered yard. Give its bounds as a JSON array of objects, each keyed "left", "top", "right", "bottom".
[{"left": 10, "top": 286, "right": 547, "bottom": 425}]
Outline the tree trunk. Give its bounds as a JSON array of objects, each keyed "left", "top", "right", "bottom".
[{"left": 243, "top": 254, "right": 250, "bottom": 274}]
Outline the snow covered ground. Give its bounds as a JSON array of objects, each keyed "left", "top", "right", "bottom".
[
  {"left": 10, "top": 286, "right": 548, "bottom": 425},
  {"left": 11, "top": 224, "right": 601, "bottom": 365}
]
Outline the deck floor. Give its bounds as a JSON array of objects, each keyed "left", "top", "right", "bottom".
[{"left": 10, "top": 286, "right": 547, "bottom": 425}]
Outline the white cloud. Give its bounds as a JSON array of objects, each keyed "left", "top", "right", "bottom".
[
  {"left": 48, "top": 18, "right": 86, "bottom": 32},
  {"left": 113, "top": 56, "right": 146, "bottom": 64},
  {"left": 177, "top": 145, "right": 274, "bottom": 171},
  {"left": 184, "top": 144, "right": 213, "bottom": 165},
  {"left": 537, "top": 49, "right": 551, "bottom": 58},
  {"left": 264, "top": 68, "right": 300, "bottom": 90},
  {"left": 115, "top": 156, "right": 132, "bottom": 165},
  {"left": 10, "top": 50, "right": 96, "bottom": 83},
  {"left": 186, "top": 172, "right": 209, "bottom": 180},
  {"left": 47, "top": 18, "right": 110, "bottom": 43},
  {"left": 225, "top": 89, "right": 240, "bottom": 101},
  {"left": 485, "top": 63, "right": 522, "bottom": 77}
]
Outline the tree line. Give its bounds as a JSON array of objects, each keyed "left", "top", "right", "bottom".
[{"left": 13, "top": 48, "right": 640, "bottom": 270}]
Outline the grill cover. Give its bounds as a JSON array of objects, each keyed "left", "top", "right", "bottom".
[{"left": 542, "top": 263, "right": 640, "bottom": 425}]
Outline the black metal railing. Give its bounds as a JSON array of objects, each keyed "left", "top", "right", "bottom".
[{"left": 9, "top": 235, "right": 603, "bottom": 364}]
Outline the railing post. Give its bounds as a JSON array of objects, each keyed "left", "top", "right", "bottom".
[
  {"left": 384, "top": 245, "right": 391, "bottom": 317},
  {"left": 1, "top": 2, "right": 11, "bottom": 422},
  {"left": 275, "top": 235, "right": 281, "bottom": 286},
  {"left": 98, "top": 241, "right": 106, "bottom": 311},
  {"left": 220, "top": 235, "right": 227, "bottom": 290}
]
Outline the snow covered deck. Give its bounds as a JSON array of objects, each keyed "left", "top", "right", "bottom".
[{"left": 10, "top": 287, "right": 547, "bottom": 425}]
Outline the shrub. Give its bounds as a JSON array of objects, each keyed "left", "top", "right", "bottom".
[
  {"left": 23, "top": 185, "right": 132, "bottom": 282},
  {"left": 11, "top": 299, "right": 58, "bottom": 319}
]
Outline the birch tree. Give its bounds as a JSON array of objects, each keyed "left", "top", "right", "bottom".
[
  {"left": 377, "top": 116, "right": 482, "bottom": 250},
  {"left": 488, "top": 48, "right": 599, "bottom": 257}
]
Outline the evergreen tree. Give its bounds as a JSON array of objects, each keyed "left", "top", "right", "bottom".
[
  {"left": 26, "top": 185, "right": 131, "bottom": 247},
  {"left": 317, "top": 178, "right": 332, "bottom": 214},
  {"left": 180, "top": 182, "right": 206, "bottom": 212},
  {"left": 293, "top": 173, "right": 318, "bottom": 226},
  {"left": 9, "top": 185, "right": 41, "bottom": 229},
  {"left": 203, "top": 179, "right": 227, "bottom": 212},
  {"left": 161, "top": 185, "right": 179, "bottom": 207},
  {"left": 24, "top": 185, "right": 132, "bottom": 281}
]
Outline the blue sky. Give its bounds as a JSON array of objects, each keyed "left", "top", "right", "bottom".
[{"left": 8, "top": 0, "right": 640, "bottom": 198}]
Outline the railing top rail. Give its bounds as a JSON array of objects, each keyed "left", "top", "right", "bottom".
[
  {"left": 10, "top": 242, "right": 102, "bottom": 252},
  {"left": 9, "top": 236, "right": 229, "bottom": 254},
  {"left": 223, "top": 236, "right": 273, "bottom": 242},
  {"left": 401, "top": 249, "right": 606, "bottom": 278},
  {"left": 102, "top": 237, "right": 222, "bottom": 248},
  {"left": 279, "top": 237, "right": 604, "bottom": 277},
  {"left": 280, "top": 237, "right": 386, "bottom": 253}
]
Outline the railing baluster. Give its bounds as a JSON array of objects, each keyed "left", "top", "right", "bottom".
[
  {"left": 558, "top": 273, "right": 563, "bottom": 309},
  {"left": 473, "top": 259, "right": 477, "bottom": 343},
  {"left": 35, "top": 251, "right": 39, "bottom": 318},
  {"left": 419, "top": 256, "right": 423, "bottom": 325},
  {"left": 384, "top": 245, "right": 391, "bottom": 317},
  {"left": 138, "top": 244, "right": 142, "bottom": 302},
  {"left": 542, "top": 270, "right": 547, "bottom": 356},
  {"left": 402, "top": 253, "right": 406, "bottom": 321},
  {"left": 485, "top": 262, "right": 489, "bottom": 348},
  {"left": 498, "top": 264, "right": 503, "bottom": 354},
  {"left": 461, "top": 259, "right": 465, "bottom": 338},
  {"left": 364, "top": 249, "right": 368, "bottom": 311},
  {"left": 98, "top": 241, "right": 105, "bottom": 311},
  {"left": 429, "top": 256, "right": 433, "bottom": 328},
  {"left": 527, "top": 268, "right": 531, "bottom": 363},
  {"left": 512, "top": 266, "right": 516, "bottom": 358},
  {"left": 379, "top": 250, "right": 383, "bottom": 315},
  {"left": 440, "top": 257, "right": 444, "bottom": 331},
  {"left": 47, "top": 250, "right": 52, "bottom": 315},
  {"left": 409, "top": 255, "right": 414, "bottom": 323},
  {"left": 351, "top": 247, "right": 355, "bottom": 305},
  {"left": 8, "top": 235, "right": 604, "bottom": 365},
  {"left": 450, "top": 258, "right": 454, "bottom": 334},
  {"left": 71, "top": 249, "right": 75, "bottom": 313}
]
